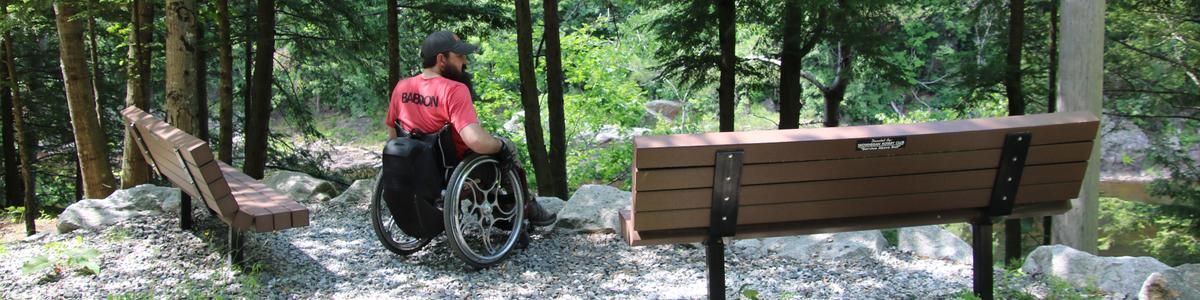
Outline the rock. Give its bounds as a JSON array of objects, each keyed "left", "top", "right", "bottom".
[
  {"left": 502, "top": 111, "right": 525, "bottom": 133},
  {"left": 733, "top": 230, "right": 888, "bottom": 262},
  {"left": 556, "top": 185, "right": 630, "bottom": 233},
  {"left": 898, "top": 225, "right": 972, "bottom": 264},
  {"left": 264, "top": 171, "right": 340, "bottom": 203},
  {"left": 57, "top": 185, "right": 180, "bottom": 233},
  {"left": 331, "top": 179, "right": 374, "bottom": 205},
  {"left": 1022, "top": 245, "right": 1172, "bottom": 298},
  {"left": 1138, "top": 265, "right": 1200, "bottom": 300},
  {"left": 645, "top": 100, "right": 683, "bottom": 121},
  {"left": 537, "top": 197, "right": 565, "bottom": 215}
]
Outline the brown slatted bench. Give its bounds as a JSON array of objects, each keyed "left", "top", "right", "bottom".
[
  {"left": 121, "top": 106, "right": 310, "bottom": 265},
  {"left": 619, "top": 111, "right": 1099, "bottom": 300}
]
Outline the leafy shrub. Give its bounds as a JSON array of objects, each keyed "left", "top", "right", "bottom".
[{"left": 21, "top": 237, "right": 102, "bottom": 277}]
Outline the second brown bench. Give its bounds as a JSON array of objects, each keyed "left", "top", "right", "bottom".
[{"left": 121, "top": 106, "right": 310, "bottom": 266}]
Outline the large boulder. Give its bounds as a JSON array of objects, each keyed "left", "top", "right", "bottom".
[
  {"left": 645, "top": 100, "right": 684, "bottom": 121},
  {"left": 537, "top": 196, "right": 565, "bottom": 215},
  {"left": 264, "top": 171, "right": 340, "bottom": 203},
  {"left": 57, "top": 184, "right": 180, "bottom": 233},
  {"left": 898, "top": 225, "right": 973, "bottom": 264},
  {"left": 555, "top": 185, "right": 630, "bottom": 233},
  {"left": 733, "top": 230, "right": 888, "bottom": 262},
  {"left": 1139, "top": 264, "right": 1200, "bottom": 300},
  {"left": 331, "top": 179, "right": 374, "bottom": 205},
  {"left": 1022, "top": 245, "right": 1172, "bottom": 298}
]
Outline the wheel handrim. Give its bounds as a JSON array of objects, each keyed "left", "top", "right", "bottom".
[{"left": 447, "top": 158, "right": 523, "bottom": 262}]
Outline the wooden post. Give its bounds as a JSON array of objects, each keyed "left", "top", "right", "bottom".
[{"left": 1051, "top": 0, "right": 1103, "bottom": 254}]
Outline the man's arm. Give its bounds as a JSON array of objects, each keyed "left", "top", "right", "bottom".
[{"left": 459, "top": 123, "right": 503, "bottom": 154}]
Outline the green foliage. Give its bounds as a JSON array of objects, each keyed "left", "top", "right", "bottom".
[
  {"left": 21, "top": 237, "right": 102, "bottom": 277},
  {"left": 738, "top": 284, "right": 760, "bottom": 300},
  {"left": 3, "top": 206, "right": 23, "bottom": 222},
  {"left": 473, "top": 16, "right": 650, "bottom": 191},
  {"left": 1099, "top": 197, "right": 1200, "bottom": 266}
]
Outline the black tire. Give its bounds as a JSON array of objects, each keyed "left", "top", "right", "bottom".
[
  {"left": 370, "top": 172, "right": 432, "bottom": 255},
  {"left": 443, "top": 154, "right": 526, "bottom": 269}
]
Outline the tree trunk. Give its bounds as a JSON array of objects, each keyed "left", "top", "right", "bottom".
[
  {"left": 716, "top": 0, "right": 736, "bottom": 132},
  {"left": 823, "top": 41, "right": 851, "bottom": 128},
  {"left": 515, "top": 0, "right": 553, "bottom": 195},
  {"left": 1052, "top": 0, "right": 1103, "bottom": 254},
  {"left": 75, "top": 161, "right": 83, "bottom": 200},
  {"left": 544, "top": 0, "right": 567, "bottom": 199},
  {"left": 196, "top": 1, "right": 209, "bottom": 142},
  {"left": 1006, "top": 0, "right": 1026, "bottom": 117},
  {"left": 166, "top": 0, "right": 200, "bottom": 139},
  {"left": 386, "top": 0, "right": 399, "bottom": 88},
  {"left": 243, "top": 0, "right": 275, "bottom": 179},
  {"left": 779, "top": 1, "right": 823, "bottom": 130},
  {"left": 121, "top": 0, "right": 154, "bottom": 188},
  {"left": 1004, "top": 0, "right": 1027, "bottom": 265},
  {"left": 56, "top": 2, "right": 117, "bottom": 199},
  {"left": 1042, "top": 0, "right": 1059, "bottom": 246},
  {"left": 217, "top": 0, "right": 234, "bottom": 163},
  {"left": 1048, "top": 1, "right": 1058, "bottom": 113},
  {"left": 3, "top": 0, "right": 38, "bottom": 233},
  {"left": 1, "top": 25, "right": 18, "bottom": 207},
  {"left": 87, "top": 0, "right": 105, "bottom": 134},
  {"left": 242, "top": 0, "right": 254, "bottom": 162}
]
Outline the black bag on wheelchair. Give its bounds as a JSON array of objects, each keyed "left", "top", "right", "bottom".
[{"left": 381, "top": 123, "right": 458, "bottom": 239}]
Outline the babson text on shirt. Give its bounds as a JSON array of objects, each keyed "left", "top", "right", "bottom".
[{"left": 400, "top": 92, "right": 439, "bottom": 108}]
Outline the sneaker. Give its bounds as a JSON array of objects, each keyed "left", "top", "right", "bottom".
[{"left": 526, "top": 198, "right": 557, "bottom": 227}]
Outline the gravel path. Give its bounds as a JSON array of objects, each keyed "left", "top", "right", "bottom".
[{"left": 1, "top": 194, "right": 978, "bottom": 299}]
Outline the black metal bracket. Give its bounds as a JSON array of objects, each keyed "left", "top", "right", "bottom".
[
  {"left": 709, "top": 150, "right": 744, "bottom": 239},
  {"left": 705, "top": 150, "right": 743, "bottom": 300},
  {"left": 987, "top": 132, "right": 1031, "bottom": 217}
]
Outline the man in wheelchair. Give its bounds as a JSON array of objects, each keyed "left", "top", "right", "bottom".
[{"left": 372, "top": 31, "right": 559, "bottom": 267}]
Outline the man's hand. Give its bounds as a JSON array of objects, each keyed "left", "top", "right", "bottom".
[{"left": 494, "top": 136, "right": 519, "bottom": 171}]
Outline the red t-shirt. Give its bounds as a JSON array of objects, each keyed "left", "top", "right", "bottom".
[{"left": 384, "top": 75, "right": 480, "bottom": 158}]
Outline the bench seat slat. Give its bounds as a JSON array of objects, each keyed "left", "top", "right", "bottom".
[
  {"left": 634, "top": 111, "right": 1098, "bottom": 169},
  {"left": 634, "top": 162, "right": 1087, "bottom": 212},
  {"left": 621, "top": 201, "right": 1072, "bottom": 246},
  {"left": 632, "top": 181, "right": 1081, "bottom": 231},
  {"left": 634, "top": 142, "right": 1092, "bottom": 192},
  {"left": 218, "top": 161, "right": 309, "bottom": 232}
]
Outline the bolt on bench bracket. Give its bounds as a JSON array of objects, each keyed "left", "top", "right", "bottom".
[
  {"left": 987, "top": 132, "right": 1032, "bottom": 217},
  {"left": 710, "top": 150, "right": 744, "bottom": 239}
]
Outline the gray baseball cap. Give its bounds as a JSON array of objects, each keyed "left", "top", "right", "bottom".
[{"left": 421, "top": 31, "right": 479, "bottom": 61}]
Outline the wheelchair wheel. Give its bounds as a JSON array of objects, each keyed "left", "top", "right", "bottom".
[
  {"left": 370, "top": 172, "right": 432, "bottom": 255},
  {"left": 443, "top": 154, "right": 525, "bottom": 269}
]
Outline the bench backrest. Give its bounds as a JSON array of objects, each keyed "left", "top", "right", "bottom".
[
  {"left": 121, "top": 107, "right": 238, "bottom": 221},
  {"left": 628, "top": 111, "right": 1098, "bottom": 243}
]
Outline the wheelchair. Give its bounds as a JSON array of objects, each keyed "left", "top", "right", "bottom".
[{"left": 369, "top": 126, "right": 530, "bottom": 269}]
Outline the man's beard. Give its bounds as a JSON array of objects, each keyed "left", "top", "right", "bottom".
[{"left": 441, "top": 64, "right": 479, "bottom": 101}]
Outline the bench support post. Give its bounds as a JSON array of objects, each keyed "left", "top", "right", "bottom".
[
  {"left": 705, "top": 150, "right": 743, "bottom": 300},
  {"left": 229, "top": 226, "right": 245, "bottom": 267},
  {"left": 705, "top": 239, "right": 726, "bottom": 300},
  {"left": 180, "top": 193, "right": 194, "bottom": 230},
  {"left": 971, "top": 219, "right": 994, "bottom": 300}
]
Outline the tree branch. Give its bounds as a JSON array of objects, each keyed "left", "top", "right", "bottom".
[
  {"left": 800, "top": 71, "right": 829, "bottom": 93},
  {"left": 743, "top": 55, "right": 780, "bottom": 66}
]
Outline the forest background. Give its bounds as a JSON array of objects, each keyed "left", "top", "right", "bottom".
[{"left": 0, "top": 0, "right": 1197, "bottom": 265}]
